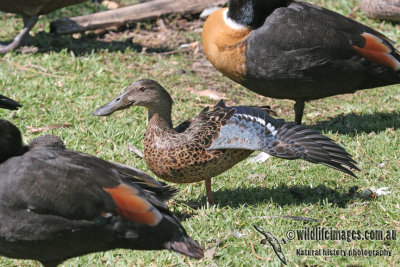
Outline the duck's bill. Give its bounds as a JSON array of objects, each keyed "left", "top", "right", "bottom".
[
  {"left": 92, "top": 92, "right": 133, "bottom": 116},
  {"left": 0, "top": 95, "right": 22, "bottom": 110}
]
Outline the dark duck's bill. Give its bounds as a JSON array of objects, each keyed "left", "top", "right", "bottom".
[{"left": 0, "top": 94, "right": 22, "bottom": 110}]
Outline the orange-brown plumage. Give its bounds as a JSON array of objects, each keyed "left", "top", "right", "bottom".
[
  {"left": 103, "top": 184, "right": 162, "bottom": 226},
  {"left": 353, "top": 33, "right": 399, "bottom": 70},
  {"left": 202, "top": 8, "right": 251, "bottom": 83}
]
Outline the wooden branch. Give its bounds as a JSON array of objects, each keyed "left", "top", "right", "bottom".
[{"left": 50, "top": 0, "right": 228, "bottom": 35}]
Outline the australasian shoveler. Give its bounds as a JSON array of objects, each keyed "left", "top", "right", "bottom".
[{"left": 93, "top": 79, "right": 359, "bottom": 204}]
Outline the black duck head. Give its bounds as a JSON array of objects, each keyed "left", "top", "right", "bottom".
[
  {"left": 93, "top": 79, "right": 173, "bottom": 116},
  {"left": 228, "top": 0, "right": 289, "bottom": 28},
  {"left": 28, "top": 134, "right": 66, "bottom": 149}
]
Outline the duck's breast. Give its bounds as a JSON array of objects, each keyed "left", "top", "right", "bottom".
[{"left": 144, "top": 130, "right": 252, "bottom": 183}]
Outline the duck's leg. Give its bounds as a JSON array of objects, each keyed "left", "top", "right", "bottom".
[
  {"left": 205, "top": 178, "right": 217, "bottom": 205},
  {"left": 21, "top": 15, "right": 37, "bottom": 46},
  {"left": 0, "top": 15, "right": 38, "bottom": 53},
  {"left": 294, "top": 100, "right": 305, "bottom": 125}
]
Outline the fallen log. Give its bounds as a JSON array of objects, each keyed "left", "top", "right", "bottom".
[{"left": 50, "top": 0, "right": 228, "bottom": 35}]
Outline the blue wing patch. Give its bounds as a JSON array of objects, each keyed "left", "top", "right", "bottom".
[{"left": 207, "top": 106, "right": 283, "bottom": 151}]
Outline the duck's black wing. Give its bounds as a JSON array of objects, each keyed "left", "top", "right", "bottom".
[
  {"left": 207, "top": 103, "right": 359, "bottom": 177},
  {"left": 244, "top": 1, "right": 400, "bottom": 99},
  {"left": 0, "top": 147, "right": 203, "bottom": 266}
]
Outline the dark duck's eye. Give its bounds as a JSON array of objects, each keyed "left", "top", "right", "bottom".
[{"left": 139, "top": 87, "right": 146, "bottom": 92}]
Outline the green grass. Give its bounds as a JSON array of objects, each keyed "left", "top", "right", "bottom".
[{"left": 0, "top": 0, "right": 399, "bottom": 266}]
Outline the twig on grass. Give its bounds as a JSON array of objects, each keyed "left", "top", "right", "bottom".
[{"left": 250, "top": 241, "right": 271, "bottom": 260}]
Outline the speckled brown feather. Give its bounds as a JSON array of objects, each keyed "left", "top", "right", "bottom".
[{"left": 144, "top": 106, "right": 252, "bottom": 183}]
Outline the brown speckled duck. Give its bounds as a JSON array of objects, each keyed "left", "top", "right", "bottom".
[
  {"left": 0, "top": 0, "right": 87, "bottom": 53},
  {"left": 360, "top": 0, "right": 400, "bottom": 21},
  {"left": 93, "top": 79, "right": 359, "bottom": 204}
]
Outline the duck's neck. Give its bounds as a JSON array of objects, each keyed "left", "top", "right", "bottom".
[
  {"left": 147, "top": 103, "right": 173, "bottom": 129},
  {"left": 227, "top": 0, "right": 288, "bottom": 28}
]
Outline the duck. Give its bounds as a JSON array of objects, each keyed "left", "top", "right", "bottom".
[
  {"left": 202, "top": 0, "right": 400, "bottom": 124},
  {"left": 0, "top": 0, "right": 87, "bottom": 53},
  {"left": 0, "top": 109, "right": 203, "bottom": 266},
  {"left": 92, "top": 79, "right": 359, "bottom": 204},
  {"left": 360, "top": 0, "right": 400, "bottom": 21}
]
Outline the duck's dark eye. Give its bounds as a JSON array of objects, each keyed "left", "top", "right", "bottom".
[{"left": 139, "top": 87, "right": 146, "bottom": 92}]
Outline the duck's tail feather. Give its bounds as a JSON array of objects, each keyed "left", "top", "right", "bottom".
[
  {"left": 207, "top": 105, "right": 359, "bottom": 176},
  {"left": 156, "top": 184, "right": 178, "bottom": 202}
]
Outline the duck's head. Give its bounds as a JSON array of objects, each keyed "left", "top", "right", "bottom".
[
  {"left": 227, "top": 0, "right": 288, "bottom": 28},
  {"left": 93, "top": 79, "right": 173, "bottom": 116},
  {"left": 0, "top": 96, "right": 25, "bottom": 163},
  {"left": 28, "top": 135, "right": 66, "bottom": 150},
  {"left": 0, "top": 119, "right": 25, "bottom": 163}
]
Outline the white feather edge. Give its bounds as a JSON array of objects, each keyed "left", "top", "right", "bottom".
[{"left": 223, "top": 9, "right": 246, "bottom": 30}]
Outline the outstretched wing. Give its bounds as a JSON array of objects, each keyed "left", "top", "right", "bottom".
[
  {"left": 264, "top": 122, "right": 359, "bottom": 176},
  {"left": 208, "top": 105, "right": 359, "bottom": 177},
  {"left": 207, "top": 105, "right": 285, "bottom": 151}
]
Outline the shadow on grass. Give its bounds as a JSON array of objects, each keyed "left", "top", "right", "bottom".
[
  {"left": 181, "top": 183, "right": 364, "bottom": 210},
  {"left": 3, "top": 31, "right": 173, "bottom": 55},
  {"left": 310, "top": 111, "right": 400, "bottom": 135},
  {"left": 383, "top": 20, "right": 400, "bottom": 27}
]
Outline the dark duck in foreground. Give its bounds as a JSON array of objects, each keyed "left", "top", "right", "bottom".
[
  {"left": 93, "top": 79, "right": 359, "bottom": 204},
  {"left": 0, "top": 0, "right": 87, "bottom": 53},
  {"left": 0, "top": 102, "right": 203, "bottom": 266},
  {"left": 202, "top": 0, "right": 400, "bottom": 124}
]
